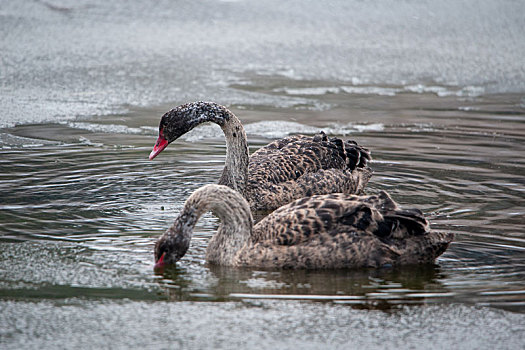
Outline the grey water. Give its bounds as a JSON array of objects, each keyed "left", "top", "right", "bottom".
[{"left": 1, "top": 0, "right": 525, "bottom": 349}]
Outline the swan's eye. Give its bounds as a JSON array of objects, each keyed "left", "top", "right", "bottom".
[{"left": 159, "top": 113, "right": 170, "bottom": 134}]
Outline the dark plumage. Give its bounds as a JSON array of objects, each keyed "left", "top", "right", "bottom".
[
  {"left": 154, "top": 185, "right": 453, "bottom": 269},
  {"left": 149, "top": 101, "right": 372, "bottom": 211}
]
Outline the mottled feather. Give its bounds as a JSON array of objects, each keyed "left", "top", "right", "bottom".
[
  {"left": 247, "top": 133, "right": 371, "bottom": 210},
  {"left": 240, "top": 191, "right": 451, "bottom": 268}
]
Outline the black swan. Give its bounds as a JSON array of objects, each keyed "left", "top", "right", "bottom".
[
  {"left": 149, "top": 101, "right": 372, "bottom": 212},
  {"left": 154, "top": 184, "right": 453, "bottom": 269}
]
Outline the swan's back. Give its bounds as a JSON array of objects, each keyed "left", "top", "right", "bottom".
[
  {"left": 237, "top": 191, "right": 453, "bottom": 269},
  {"left": 247, "top": 132, "right": 372, "bottom": 210}
]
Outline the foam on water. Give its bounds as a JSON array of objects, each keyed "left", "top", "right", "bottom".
[
  {"left": 277, "top": 84, "right": 486, "bottom": 98},
  {"left": 0, "top": 132, "right": 58, "bottom": 148},
  {"left": 67, "top": 122, "right": 152, "bottom": 135}
]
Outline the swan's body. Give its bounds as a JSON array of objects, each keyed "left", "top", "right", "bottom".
[
  {"left": 149, "top": 101, "right": 372, "bottom": 211},
  {"left": 154, "top": 185, "right": 453, "bottom": 269}
]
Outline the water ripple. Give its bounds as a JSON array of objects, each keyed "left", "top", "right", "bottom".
[{"left": 1, "top": 94, "right": 524, "bottom": 314}]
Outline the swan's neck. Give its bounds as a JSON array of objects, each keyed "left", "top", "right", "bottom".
[
  {"left": 217, "top": 113, "right": 249, "bottom": 198},
  {"left": 180, "top": 185, "right": 253, "bottom": 266},
  {"left": 164, "top": 102, "right": 249, "bottom": 197}
]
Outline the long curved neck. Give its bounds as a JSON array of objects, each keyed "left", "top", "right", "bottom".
[
  {"left": 180, "top": 185, "right": 253, "bottom": 266},
  {"left": 217, "top": 112, "right": 249, "bottom": 198},
  {"left": 164, "top": 102, "right": 250, "bottom": 197}
]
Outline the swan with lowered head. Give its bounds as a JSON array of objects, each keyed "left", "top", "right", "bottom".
[
  {"left": 154, "top": 184, "right": 453, "bottom": 269},
  {"left": 149, "top": 101, "right": 372, "bottom": 212}
]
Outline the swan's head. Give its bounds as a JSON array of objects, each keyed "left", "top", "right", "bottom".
[
  {"left": 154, "top": 216, "right": 193, "bottom": 269},
  {"left": 149, "top": 101, "right": 229, "bottom": 160},
  {"left": 148, "top": 109, "right": 193, "bottom": 160}
]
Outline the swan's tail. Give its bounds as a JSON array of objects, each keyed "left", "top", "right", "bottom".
[
  {"left": 342, "top": 139, "right": 371, "bottom": 169},
  {"left": 313, "top": 131, "right": 371, "bottom": 171},
  {"left": 367, "top": 191, "right": 454, "bottom": 263}
]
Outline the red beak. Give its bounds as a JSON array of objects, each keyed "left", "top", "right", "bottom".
[
  {"left": 154, "top": 252, "right": 166, "bottom": 269},
  {"left": 149, "top": 135, "right": 169, "bottom": 160}
]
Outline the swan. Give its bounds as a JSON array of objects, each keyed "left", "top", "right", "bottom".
[
  {"left": 149, "top": 101, "right": 372, "bottom": 211},
  {"left": 154, "top": 184, "right": 453, "bottom": 269}
]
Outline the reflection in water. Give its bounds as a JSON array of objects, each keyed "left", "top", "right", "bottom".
[{"left": 156, "top": 263, "right": 449, "bottom": 311}]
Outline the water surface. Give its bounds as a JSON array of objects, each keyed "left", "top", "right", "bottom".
[
  {"left": 2, "top": 89, "right": 524, "bottom": 348},
  {"left": 1, "top": 0, "right": 525, "bottom": 348}
]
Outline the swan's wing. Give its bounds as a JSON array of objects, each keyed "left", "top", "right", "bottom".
[
  {"left": 248, "top": 133, "right": 370, "bottom": 184},
  {"left": 247, "top": 132, "right": 372, "bottom": 210},
  {"left": 237, "top": 229, "right": 452, "bottom": 269},
  {"left": 251, "top": 191, "right": 451, "bottom": 250},
  {"left": 237, "top": 234, "right": 399, "bottom": 269},
  {"left": 244, "top": 191, "right": 453, "bottom": 269},
  {"left": 251, "top": 192, "right": 382, "bottom": 245},
  {"left": 245, "top": 191, "right": 402, "bottom": 269},
  {"left": 248, "top": 167, "right": 372, "bottom": 212}
]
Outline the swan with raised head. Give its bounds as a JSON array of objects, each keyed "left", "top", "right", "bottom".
[
  {"left": 149, "top": 101, "right": 372, "bottom": 212},
  {"left": 154, "top": 185, "right": 453, "bottom": 269}
]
